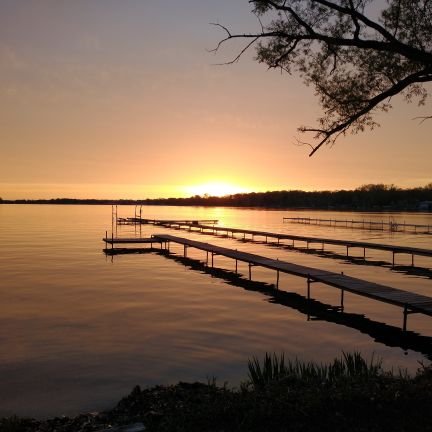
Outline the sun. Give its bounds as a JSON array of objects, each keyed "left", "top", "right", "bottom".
[{"left": 184, "top": 182, "right": 248, "bottom": 197}]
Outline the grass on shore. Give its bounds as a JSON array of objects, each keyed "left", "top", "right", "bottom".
[{"left": 2, "top": 352, "right": 432, "bottom": 432}]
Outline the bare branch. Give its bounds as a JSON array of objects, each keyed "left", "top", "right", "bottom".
[{"left": 414, "top": 115, "right": 432, "bottom": 124}]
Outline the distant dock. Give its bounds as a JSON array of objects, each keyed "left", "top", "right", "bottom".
[
  {"left": 283, "top": 216, "right": 432, "bottom": 234},
  {"left": 117, "top": 218, "right": 218, "bottom": 226},
  {"left": 103, "top": 233, "right": 432, "bottom": 332}
]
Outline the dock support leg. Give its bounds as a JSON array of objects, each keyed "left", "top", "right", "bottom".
[
  {"left": 392, "top": 252, "right": 395, "bottom": 268},
  {"left": 276, "top": 270, "right": 279, "bottom": 290},
  {"left": 206, "top": 251, "right": 209, "bottom": 266},
  {"left": 364, "top": 248, "right": 366, "bottom": 260},
  {"left": 235, "top": 259, "right": 238, "bottom": 274},
  {"left": 403, "top": 305, "right": 408, "bottom": 332},
  {"left": 307, "top": 276, "right": 311, "bottom": 300},
  {"left": 211, "top": 253, "right": 214, "bottom": 268},
  {"left": 111, "top": 231, "right": 114, "bottom": 249},
  {"left": 340, "top": 289, "right": 344, "bottom": 311},
  {"left": 412, "top": 254, "right": 414, "bottom": 267},
  {"left": 184, "top": 245, "right": 187, "bottom": 257},
  {"left": 346, "top": 246, "right": 349, "bottom": 257},
  {"left": 249, "top": 263, "right": 252, "bottom": 280}
]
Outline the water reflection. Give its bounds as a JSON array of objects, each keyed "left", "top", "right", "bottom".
[
  {"left": 1, "top": 205, "right": 431, "bottom": 418},
  {"left": 106, "top": 248, "right": 432, "bottom": 361}
]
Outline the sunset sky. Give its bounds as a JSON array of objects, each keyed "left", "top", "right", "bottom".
[{"left": 1, "top": 0, "right": 431, "bottom": 199}]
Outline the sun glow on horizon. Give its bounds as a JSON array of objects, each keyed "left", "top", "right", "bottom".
[{"left": 184, "top": 182, "right": 250, "bottom": 198}]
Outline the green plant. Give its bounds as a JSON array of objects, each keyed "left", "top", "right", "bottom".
[{"left": 248, "top": 351, "right": 384, "bottom": 388}]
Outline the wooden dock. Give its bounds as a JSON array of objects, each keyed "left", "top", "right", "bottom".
[
  {"left": 103, "top": 237, "right": 165, "bottom": 245},
  {"left": 117, "top": 218, "right": 218, "bottom": 226},
  {"left": 102, "top": 233, "right": 432, "bottom": 330},
  {"left": 146, "top": 221, "right": 432, "bottom": 268},
  {"left": 284, "top": 216, "right": 432, "bottom": 234},
  {"left": 148, "top": 234, "right": 432, "bottom": 331}
]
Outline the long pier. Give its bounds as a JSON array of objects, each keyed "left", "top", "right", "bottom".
[
  {"left": 283, "top": 216, "right": 432, "bottom": 234},
  {"left": 139, "top": 220, "right": 432, "bottom": 268},
  {"left": 102, "top": 233, "right": 432, "bottom": 330},
  {"left": 138, "top": 234, "right": 432, "bottom": 331}
]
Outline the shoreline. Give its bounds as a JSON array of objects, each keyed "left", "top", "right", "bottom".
[{"left": 3, "top": 353, "right": 432, "bottom": 432}]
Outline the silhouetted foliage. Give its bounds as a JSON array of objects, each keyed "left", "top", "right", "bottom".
[
  {"left": 214, "top": 0, "right": 432, "bottom": 155},
  {"left": 2, "top": 184, "right": 432, "bottom": 210}
]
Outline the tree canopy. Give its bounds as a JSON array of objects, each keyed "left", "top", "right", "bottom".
[{"left": 214, "top": 0, "right": 432, "bottom": 155}]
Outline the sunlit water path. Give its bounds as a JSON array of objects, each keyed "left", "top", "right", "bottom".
[{"left": 1, "top": 205, "right": 432, "bottom": 418}]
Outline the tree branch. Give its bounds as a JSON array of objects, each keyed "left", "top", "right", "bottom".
[{"left": 306, "top": 68, "right": 432, "bottom": 156}]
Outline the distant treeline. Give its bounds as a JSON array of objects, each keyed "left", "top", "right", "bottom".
[{"left": 2, "top": 184, "right": 432, "bottom": 211}]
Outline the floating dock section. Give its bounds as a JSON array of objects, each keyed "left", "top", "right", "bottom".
[{"left": 117, "top": 218, "right": 218, "bottom": 226}]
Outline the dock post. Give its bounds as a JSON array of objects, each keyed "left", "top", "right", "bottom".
[
  {"left": 403, "top": 305, "right": 408, "bottom": 332},
  {"left": 206, "top": 251, "right": 209, "bottom": 266},
  {"left": 211, "top": 253, "right": 214, "bottom": 268},
  {"left": 111, "top": 205, "right": 114, "bottom": 241},
  {"left": 307, "top": 275, "right": 311, "bottom": 300},
  {"left": 411, "top": 254, "right": 414, "bottom": 267},
  {"left": 340, "top": 289, "right": 345, "bottom": 311},
  {"left": 392, "top": 251, "right": 395, "bottom": 268},
  {"left": 346, "top": 246, "right": 349, "bottom": 257},
  {"left": 184, "top": 245, "right": 187, "bottom": 257},
  {"left": 276, "top": 270, "right": 279, "bottom": 290},
  {"left": 235, "top": 259, "right": 238, "bottom": 274},
  {"left": 111, "top": 230, "right": 114, "bottom": 249},
  {"left": 248, "top": 263, "right": 252, "bottom": 280}
]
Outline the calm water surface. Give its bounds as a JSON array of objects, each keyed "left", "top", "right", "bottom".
[{"left": 1, "top": 205, "right": 432, "bottom": 417}]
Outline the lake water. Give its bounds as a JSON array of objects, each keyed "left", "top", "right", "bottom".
[{"left": 1, "top": 205, "right": 432, "bottom": 418}]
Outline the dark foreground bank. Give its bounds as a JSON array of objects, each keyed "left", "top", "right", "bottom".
[{"left": 2, "top": 353, "right": 432, "bottom": 432}]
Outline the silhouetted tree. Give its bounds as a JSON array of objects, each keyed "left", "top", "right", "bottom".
[{"left": 214, "top": 0, "right": 432, "bottom": 155}]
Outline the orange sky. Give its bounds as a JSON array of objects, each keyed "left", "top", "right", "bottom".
[{"left": 1, "top": 1, "right": 431, "bottom": 199}]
